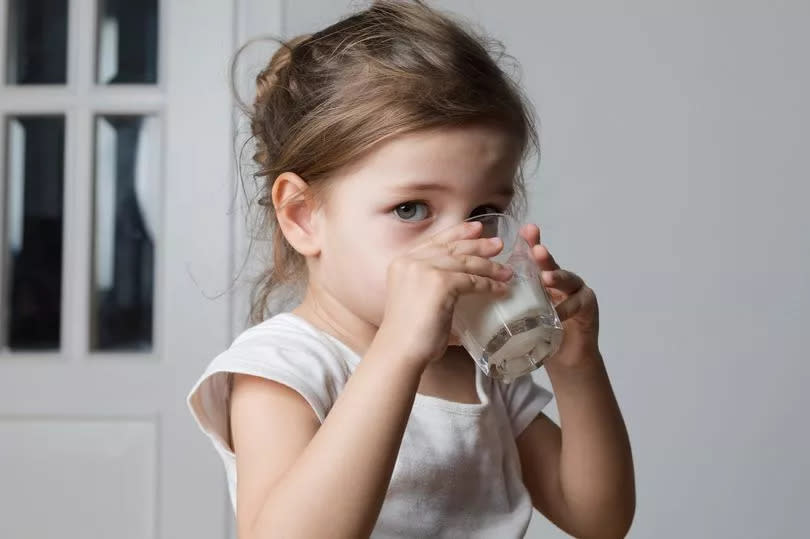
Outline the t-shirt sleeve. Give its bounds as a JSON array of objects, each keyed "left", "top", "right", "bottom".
[
  {"left": 499, "top": 374, "right": 554, "bottom": 438},
  {"left": 186, "top": 328, "right": 350, "bottom": 457}
]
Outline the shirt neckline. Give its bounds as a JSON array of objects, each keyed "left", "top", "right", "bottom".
[{"left": 278, "top": 311, "right": 490, "bottom": 414}]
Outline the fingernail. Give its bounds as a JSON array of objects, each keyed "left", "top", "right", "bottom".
[{"left": 489, "top": 237, "right": 502, "bottom": 244}]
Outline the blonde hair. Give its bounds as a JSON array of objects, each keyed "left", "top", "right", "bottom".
[{"left": 234, "top": 0, "right": 540, "bottom": 324}]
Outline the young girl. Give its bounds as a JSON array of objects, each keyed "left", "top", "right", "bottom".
[{"left": 188, "top": 1, "right": 635, "bottom": 537}]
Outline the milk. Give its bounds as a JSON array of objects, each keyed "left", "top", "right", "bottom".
[{"left": 453, "top": 272, "right": 563, "bottom": 383}]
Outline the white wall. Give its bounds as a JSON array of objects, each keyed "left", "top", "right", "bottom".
[{"left": 283, "top": 2, "right": 809, "bottom": 537}]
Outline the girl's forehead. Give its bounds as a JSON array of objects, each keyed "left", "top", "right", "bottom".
[
  {"left": 356, "top": 127, "right": 520, "bottom": 184},
  {"left": 383, "top": 178, "right": 515, "bottom": 200},
  {"left": 324, "top": 124, "right": 521, "bottom": 204},
  {"left": 379, "top": 124, "right": 519, "bottom": 161}
]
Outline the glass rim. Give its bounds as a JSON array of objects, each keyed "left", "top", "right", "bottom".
[{"left": 462, "top": 211, "right": 516, "bottom": 222}]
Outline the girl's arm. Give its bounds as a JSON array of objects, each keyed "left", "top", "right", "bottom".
[
  {"left": 231, "top": 221, "right": 511, "bottom": 538},
  {"left": 513, "top": 223, "right": 635, "bottom": 537},
  {"left": 230, "top": 337, "right": 424, "bottom": 539},
  {"left": 516, "top": 350, "right": 636, "bottom": 539}
]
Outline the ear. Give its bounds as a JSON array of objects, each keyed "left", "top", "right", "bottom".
[{"left": 271, "top": 172, "right": 322, "bottom": 257}]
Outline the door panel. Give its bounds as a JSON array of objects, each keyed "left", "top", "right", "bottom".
[{"left": 0, "top": 1, "right": 235, "bottom": 537}]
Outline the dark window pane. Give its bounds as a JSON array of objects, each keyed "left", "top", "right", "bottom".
[
  {"left": 3, "top": 117, "right": 65, "bottom": 350},
  {"left": 91, "top": 116, "right": 158, "bottom": 351},
  {"left": 97, "top": 0, "right": 159, "bottom": 84},
  {"left": 6, "top": 0, "right": 69, "bottom": 84}
]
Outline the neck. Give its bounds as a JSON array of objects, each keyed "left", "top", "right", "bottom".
[
  {"left": 291, "top": 282, "right": 464, "bottom": 367},
  {"left": 291, "top": 284, "right": 379, "bottom": 359}
]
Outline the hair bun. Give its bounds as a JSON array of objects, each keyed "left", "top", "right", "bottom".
[{"left": 254, "top": 34, "right": 312, "bottom": 106}]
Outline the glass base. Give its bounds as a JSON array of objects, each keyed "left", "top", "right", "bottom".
[{"left": 477, "top": 314, "right": 563, "bottom": 384}]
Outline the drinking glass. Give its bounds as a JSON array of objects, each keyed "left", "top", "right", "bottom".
[{"left": 450, "top": 213, "right": 564, "bottom": 383}]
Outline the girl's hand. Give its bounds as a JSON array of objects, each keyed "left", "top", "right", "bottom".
[
  {"left": 374, "top": 221, "right": 514, "bottom": 370},
  {"left": 519, "top": 224, "right": 601, "bottom": 366}
]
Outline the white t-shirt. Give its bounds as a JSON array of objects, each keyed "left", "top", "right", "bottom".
[{"left": 187, "top": 312, "right": 554, "bottom": 538}]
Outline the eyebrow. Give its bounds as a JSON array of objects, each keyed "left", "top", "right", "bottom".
[{"left": 391, "top": 181, "right": 515, "bottom": 198}]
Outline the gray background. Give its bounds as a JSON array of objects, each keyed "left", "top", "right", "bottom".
[{"left": 285, "top": 1, "right": 809, "bottom": 537}]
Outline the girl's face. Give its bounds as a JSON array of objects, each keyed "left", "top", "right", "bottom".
[{"left": 312, "top": 123, "right": 522, "bottom": 335}]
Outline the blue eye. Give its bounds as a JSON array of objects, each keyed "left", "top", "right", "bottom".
[{"left": 393, "top": 201, "right": 430, "bottom": 222}]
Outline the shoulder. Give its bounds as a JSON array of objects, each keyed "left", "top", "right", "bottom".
[
  {"left": 229, "top": 312, "right": 351, "bottom": 365},
  {"left": 186, "top": 313, "right": 353, "bottom": 452},
  {"left": 208, "top": 312, "right": 351, "bottom": 377}
]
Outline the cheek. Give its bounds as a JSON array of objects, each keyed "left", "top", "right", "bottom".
[{"left": 321, "top": 229, "right": 393, "bottom": 323}]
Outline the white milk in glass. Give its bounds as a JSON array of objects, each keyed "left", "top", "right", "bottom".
[
  {"left": 447, "top": 212, "right": 564, "bottom": 383},
  {"left": 453, "top": 269, "right": 563, "bottom": 383}
]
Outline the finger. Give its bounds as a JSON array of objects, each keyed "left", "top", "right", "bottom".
[
  {"left": 448, "top": 271, "right": 511, "bottom": 297},
  {"left": 411, "top": 236, "right": 504, "bottom": 263},
  {"left": 552, "top": 288, "right": 585, "bottom": 321},
  {"left": 519, "top": 223, "right": 540, "bottom": 246},
  {"left": 541, "top": 269, "right": 585, "bottom": 294},
  {"left": 448, "top": 236, "right": 504, "bottom": 257},
  {"left": 416, "top": 220, "right": 482, "bottom": 251},
  {"left": 443, "top": 236, "right": 505, "bottom": 257},
  {"left": 531, "top": 243, "right": 560, "bottom": 271},
  {"left": 430, "top": 253, "right": 514, "bottom": 282}
]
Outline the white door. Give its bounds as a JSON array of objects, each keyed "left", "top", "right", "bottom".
[{"left": 0, "top": 0, "right": 236, "bottom": 537}]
